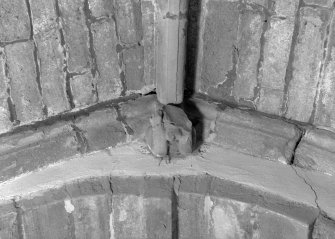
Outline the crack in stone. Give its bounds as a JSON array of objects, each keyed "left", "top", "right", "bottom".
[
  {"left": 12, "top": 197, "right": 24, "bottom": 239},
  {"left": 172, "top": 176, "right": 181, "bottom": 239},
  {"left": 83, "top": 0, "right": 100, "bottom": 102},
  {"left": 291, "top": 166, "right": 323, "bottom": 219},
  {"left": 0, "top": 39, "right": 30, "bottom": 47},
  {"left": 108, "top": 176, "right": 114, "bottom": 194},
  {"left": 289, "top": 125, "right": 305, "bottom": 165},
  {"left": 113, "top": 105, "right": 134, "bottom": 139},
  {"left": 71, "top": 124, "right": 89, "bottom": 154},
  {"left": 55, "top": 0, "right": 75, "bottom": 110}
]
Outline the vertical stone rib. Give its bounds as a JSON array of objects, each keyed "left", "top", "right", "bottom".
[{"left": 156, "top": 0, "right": 188, "bottom": 105}]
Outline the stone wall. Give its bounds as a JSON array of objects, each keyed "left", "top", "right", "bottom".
[
  {"left": 190, "top": 0, "right": 335, "bottom": 130},
  {"left": 0, "top": 0, "right": 155, "bottom": 134}
]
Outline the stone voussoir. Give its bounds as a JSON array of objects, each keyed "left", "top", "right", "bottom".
[
  {"left": 0, "top": 0, "right": 31, "bottom": 42},
  {"left": 0, "top": 122, "right": 79, "bottom": 182},
  {"left": 118, "top": 95, "right": 159, "bottom": 140},
  {"left": 294, "top": 128, "right": 335, "bottom": 176},
  {"left": 74, "top": 107, "right": 127, "bottom": 152},
  {"left": 212, "top": 106, "right": 301, "bottom": 164}
]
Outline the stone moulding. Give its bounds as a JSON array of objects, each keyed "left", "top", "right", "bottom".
[
  {"left": 0, "top": 142, "right": 334, "bottom": 238},
  {"left": 0, "top": 94, "right": 335, "bottom": 182}
]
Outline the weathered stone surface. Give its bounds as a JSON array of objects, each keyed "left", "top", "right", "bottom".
[
  {"left": 296, "top": 167, "right": 335, "bottom": 221},
  {"left": 213, "top": 107, "right": 301, "bottom": 163},
  {"left": 294, "top": 128, "right": 335, "bottom": 176},
  {"left": 88, "top": 0, "right": 114, "bottom": 18},
  {"left": 179, "top": 194, "right": 309, "bottom": 239},
  {"left": 29, "top": 0, "right": 58, "bottom": 35},
  {"left": 119, "top": 95, "right": 158, "bottom": 139},
  {"left": 0, "top": 122, "right": 78, "bottom": 182},
  {"left": 70, "top": 72, "right": 96, "bottom": 107},
  {"left": 58, "top": 0, "right": 91, "bottom": 73},
  {"left": 5, "top": 41, "right": 44, "bottom": 124},
  {"left": 178, "top": 193, "right": 210, "bottom": 238},
  {"left": 257, "top": 0, "right": 299, "bottom": 115},
  {"left": 184, "top": 97, "right": 219, "bottom": 143},
  {"left": 22, "top": 201, "right": 73, "bottom": 238},
  {"left": 312, "top": 216, "right": 335, "bottom": 239},
  {"left": 199, "top": 0, "right": 239, "bottom": 97},
  {"left": 0, "top": 0, "right": 31, "bottom": 42},
  {"left": 110, "top": 176, "right": 173, "bottom": 198},
  {"left": 0, "top": 202, "right": 19, "bottom": 238},
  {"left": 247, "top": 0, "right": 268, "bottom": 8},
  {"left": 286, "top": 7, "right": 330, "bottom": 122},
  {"left": 154, "top": 0, "right": 188, "bottom": 105},
  {"left": 145, "top": 106, "right": 168, "bottom": 158},
  {"left": 75, "top": 108, "right": 126, "bottom": 151},
  {"left": 314, "top": 16, "right": 335, "bottom": 129},
  {"left": 304, "top": 0, "right": 334, "bottom": 7},
  {"left": 92, "top": 20, "right": 122, "bottom": 101},
  {"left": 234, "top": 10, "right": 263, "bottom": 102},
  {"left": 0, "top": 49, "right": 12, "bottom": 133},
  {"left": 111, "top": 195, "right": 172, "bottom": 239},
  {"left": 72, "top": 195, "right": 112, "bottom": 238},
  {"left": 124, "top": 46, "right": 145, "bottom": 91},
  {"left": 163, "top": 105, "right": 193, "bottom": 156},
  {"left": 115, "top": 0, "right": 142, "bottom": 44},
  {"left": 65, "top": 177, "right": 111, "bottom": 197},
  {"left": 141, "top": 1, "right": 155, "bottom": 86},
  {"left": 35, "top": 29, "right": 70, "bottom": 115}
]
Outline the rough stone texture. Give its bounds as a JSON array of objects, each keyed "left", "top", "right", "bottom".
[
  {"left": 247, "top": 0, "right": 268, "bottom": 8},
  {"left": 0, "top": 202, "right": 19, "bottom": 238},
  {"left": 257, "top": 0, "right": 299, "bottom": 115},
  {"left": 0, "top": 49, "right": 12, "bottom": 133},
  {"left": 234, "top": 10, "right": 263, "bottom": 103},
  {"left": 141, "top": 0, "right": 156, "bottom": 87},
  {"left": 58, "top": 0, "right": 91, "bottom": 73},
  {"left": 312, "top": 216, "right": 335, "bottom": 239},
  {"left": 145, "top": 105, "right": 168, "bottom": 158},
  {"left": 0, "top": 122, "right": 79, "bottom": 182},
  {"left": 304, "top": 0, "right": 334, "bottom": 7},
  {"left": 71, "top": 195, "right": 112, "bottom": 238},
  {"left": 296, "top": 167, "right": 335, "bottom": 221},
  {"left": 115, "top": 0, "right": 142, "bottom": 44},
  {"left": 213, "top": 107, "right": 301, "bottom": 163},
  {"left": 184, "top": 97, "right": 219, "bottom": 144},
  {"left": 294, "top": 128, "right": 335, "bottom": 176},
  {"left": 163, "top": 105, "right": 193, "bottom": 156},
  {"left": 75, "top": 108, "right": 126, "bottom": 152},
  {"left": 119, "top": 95, "right": 159, "bottom": 140},
  {"left": 178, "top": 194, "right": 309, "bottom": 239},
  {"left": 88, "top": 0, "right": 114, "bottom": 18},
  {"left": 0, "top": 0, "right": 31, "bottom": 42},
  {"left": 29, "top": 0, "right": 58, "bottom": 35},
  {"left": 70, "top": 72, "right": 96, "bottom": 107},
  {"left": 5, "top": 41, "right": 44, "bottom": 124},
  {"left": 35, "top": 29, "right": 70, "bottom": 115},
  {"left": 199, "top": 0, "right": 239, "bottom": 100},
  {"left": 22, "top": 202, "right": 70, "bottom": 238},
  {"left": 111, "top": 195, "right": 172, "bottom": 239},
  {"left": 91, "top": 20, "right": 122, "bottom": 101},
  {"left": 314, "top": 15, "right": 335, "bottom": 129},
  {"left": 124, "top": 46, "right": 145, "bottom": 91},
  {"left": 286, "top": 7, "right": 330, "bottom": 122}
]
